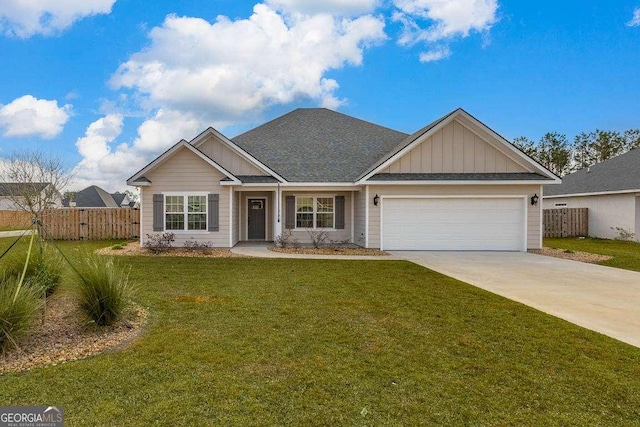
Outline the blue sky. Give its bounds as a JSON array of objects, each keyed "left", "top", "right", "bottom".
[{"left": 0, "top": 0, "right": 638, "bottom": 191}]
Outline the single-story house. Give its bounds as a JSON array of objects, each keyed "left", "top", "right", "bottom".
[
  {"left": 111, "top": 192, "right": 138, "bottom": 208},
  {"left": 0, "top": 182, "right": 63, "bottom": 211},
  {"left": 64, "top": 185, "right": 132, "bottom": 208},
  {"left": 127, "top": 108, "right": 559, "bottom": 251},
  {"left": 544, "top": 148, "right": 640, "bottom": 241}
]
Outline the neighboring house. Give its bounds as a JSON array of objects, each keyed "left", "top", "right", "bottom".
[
  {"left": 0, "top": 182, "right": 63, "bottom": 211},
  {"left": 111, "top": 192, "right": 138, "bottom": 208},
  {"left": 544, "top": 148, "right": 640, "bottom": 241},
  {"left": 64, "top": 185, "right": 120, "bottom": 208},
  {"left": 127, "top": 108, "right": 559, "bottom": 251}
]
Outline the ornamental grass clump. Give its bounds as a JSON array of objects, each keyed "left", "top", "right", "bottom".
[
  {"left": 0, "top": 276, "right": 43, "bottom": 353},
  {"left": 2, "top": 250, "right": 63, "bottom": 297},
  {"left": 73, "top": 256, "right": 135, "bottom": 326}
]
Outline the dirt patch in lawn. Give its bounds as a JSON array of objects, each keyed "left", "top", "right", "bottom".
[
  {"left": 530, "top": 247, "right": 613, "bottom": 264},
  {"left": 1, "top": 292, "right": 148, "bottom": 374},
  {"left": 269, "top": 246, "right": 388, "bottom": 256},
  {"left": 96, "top": 242, "right": 245, "bottom": 258}
]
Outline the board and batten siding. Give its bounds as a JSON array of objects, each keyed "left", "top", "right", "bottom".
[
  {"left": 282, "top": 191, "right": 352, "bottom": 244},
  {"left": 543, "top": 193, "right": 638, "bottom": 241},
  {"left": 366, "top": 184, "right": 542, "bottom": 250},
  {"left": 141, "top": 147, "right": 231, "bottom": 247},
  {"left": 197, "top": 134, "right": 264, "bottom": 176},
  {"left": 382, "top": 119, "right": 530, "bottom": 174}
]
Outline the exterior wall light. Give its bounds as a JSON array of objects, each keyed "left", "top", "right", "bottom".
[
  {"left": 373, "top": 194, "right": 380, "bottom": 206},
  {"left": 530, "top": 193, "right": 539, "bottom": 206}
]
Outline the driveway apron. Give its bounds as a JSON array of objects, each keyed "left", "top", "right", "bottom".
[{"left": 392, "top": 251, "right": 640, "bottom": 348}]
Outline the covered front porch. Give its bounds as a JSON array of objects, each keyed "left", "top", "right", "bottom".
[{"left": 228, "top": 183, "right": 361, "bottom": 246}]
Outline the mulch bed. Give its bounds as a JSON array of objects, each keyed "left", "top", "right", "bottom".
[
  {"left": 269, "top": 246, "right": 388, "bottom": 256},
  {"left": 530, "top": 247, "right": 612, "bottom": 264},
  {"left": 1, "top": 292, "right": 148, "bottom": 374},
  {"left": 96, "top": 242, "right": 245, "bottom": 258}
]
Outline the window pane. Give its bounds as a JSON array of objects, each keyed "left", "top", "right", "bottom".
[
  {"left": 188, "top": 213, "right": 207, "bottom": 230},
  {"left": 296, "top": 197, "right": 313, "bottom": 213},
  {"left": 166, "top": 196, "right": 183, "bottom": 213},
  {"left": 316, "top": 213, "right": 334, "bottom": 228},
  {"left": 166, "top": 213, "right": 184, "bottom": 230},
  {"left": 316, "top": 197, "right": 333, "bottom": 213},
  {"left": 188, "top": 195, "right": 206, "bottom": 213},
  {"left": 296, "top": 213, "right": 313, "bottom": 228}
]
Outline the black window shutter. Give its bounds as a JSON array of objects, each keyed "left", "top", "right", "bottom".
[
  {"left": 208, "top": 193, "right": 219, "bottom": 232},
  {"left": 153, "top": 194, "right": 164, "bottom": 231},
  {"left": 285, "top": 196, "right": 295, "bottom": 229},
  {"left": 335, "top": 195, "right": 345, "bottom": 229}
]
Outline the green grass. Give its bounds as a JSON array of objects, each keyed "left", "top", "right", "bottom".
[
  {"left": 1, "top": 237, "right": 640, "bottom": 425},
  {"left": 545, "top": 237, "right": 640, "bottom": 272}
]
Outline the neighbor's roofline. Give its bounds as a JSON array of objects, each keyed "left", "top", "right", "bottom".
[{"left": 544, "top": 188, "right": 640, "bottom": 198}]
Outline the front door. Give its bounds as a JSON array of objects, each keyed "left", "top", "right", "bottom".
[{"left": 248, "top": 198, "right": 266, "bottom": 240}]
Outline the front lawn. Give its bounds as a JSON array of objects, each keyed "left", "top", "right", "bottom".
[
  {"left": 545, "top": 237, "right": 640, "bottom": 272},
  {"left": 2, "top": 238, "right": 640, "bottom": 425}
]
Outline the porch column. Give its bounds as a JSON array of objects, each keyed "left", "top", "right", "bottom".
[{"left": 273, "top": 186, "right": 282, "bottom": 239}]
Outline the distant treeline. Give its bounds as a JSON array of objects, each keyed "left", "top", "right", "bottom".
[{"left": 512, "top": 129, "right": 640, "bottom": 177}]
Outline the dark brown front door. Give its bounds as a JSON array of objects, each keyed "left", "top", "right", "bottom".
[{"left": 248, "top": 199, "right": 266, "bottom": 240}]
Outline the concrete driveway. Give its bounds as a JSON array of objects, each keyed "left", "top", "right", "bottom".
[{"left": 392, "top": 251, "right": 640, "bottom": 348}]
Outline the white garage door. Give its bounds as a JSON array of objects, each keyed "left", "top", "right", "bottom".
[{"left": 382, "top": 197, "right": 525, "bottom": 251}]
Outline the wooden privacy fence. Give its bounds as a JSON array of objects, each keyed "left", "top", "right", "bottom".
[
  {"left": 543, "top": 208, "right": 588, "bottom": 238},
  {"left": 40, "top": 208, "right": 140, "bottom": 240},
  {"left": 0, "top": 210, "right": 33, "bottom": 229}
]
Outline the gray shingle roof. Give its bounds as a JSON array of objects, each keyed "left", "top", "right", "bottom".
[
  {"left": 544, "top": 148, "right": 640, "bottom": 196},
  {"left": 231, "top": 108, "right": 408, "bottom": 182},
  {"left": 66, "top": 185, "right": 119, "bottom": 207},
  {"left": 370, "top": 173, "right": 552, "bottom": 181},
  {"left": 0, "top": 182, "right": 50, "bottom": 196}
]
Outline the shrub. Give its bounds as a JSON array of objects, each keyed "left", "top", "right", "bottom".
[
  {"left": 183, "top": 240, "right": 213, "bottom": 254},
  {"left": 144, "top": 232, "right": 175, "bottom": 254},
  {"left": 611, "top": 227, "right": 636, "bottom": 242},
  {"left": 0, "top": 277, "right": 43, "bottom": 353},
  {"left": 2, "top": 250, "right": 62, "bottom": 297},
  {"left": 72, "top": 255, "right": 135, "bottom": 326},
  {"left": 274, "top": 230, "right": 299, "bottom": 248},
  {"left": 307, "top": 230, "right": 329, "bottom": 248}
]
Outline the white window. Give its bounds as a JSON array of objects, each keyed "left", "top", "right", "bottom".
[
  {"left": 296, "top": 196, "right": 334, "bottom": 229},
  {"left": 165, "top": 194, "right": 207, "bottom": 231}
]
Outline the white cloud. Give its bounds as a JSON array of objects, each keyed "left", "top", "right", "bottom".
[
  {"left": 266, "top": 0, "right": 379, "bottom": 15},
  {"left": 393, "top": 0, "right": 498, "bottom": 61},
  {"left": 71, "top": 110, "right": 202, "bottom": 191},
  {"left": 628, "top": 7, "right": 640, "bottom": 27},
  {"left": 0, "top": 0, "right": 116, "bottom": 38},
  {"left": 0, "top": 95, "right": 71, "bottom": 138},
  {"left": 110, "top": 5, "right": 386, "bottom": 123},
  {"left": 419, "top": 46, "right": 451, "bottom": 62}
]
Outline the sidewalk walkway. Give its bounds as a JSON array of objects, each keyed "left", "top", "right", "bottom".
[
  {"left": 0, "top": 229, "right": 32, "bottom": 238},
  {"left": 230, "top": 244, "right": 397, "bottom": 260}
]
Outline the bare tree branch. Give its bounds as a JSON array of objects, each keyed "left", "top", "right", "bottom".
[{"left": 0, "top": 150, "right": 73, "bottom": 218}]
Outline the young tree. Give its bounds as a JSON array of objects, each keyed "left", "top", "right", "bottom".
[
  {"left": 537, "top": 132, "right": 572, "bottom": 176},
  {"left": 623, "top": 129, "right": 640, "bottom": 151},
  {"left": 512, "top": 136, "right": 538, "bottom": 158},
  {"left": 592, "top": 130, "right": 625, "bottom": 162},
  {"left": 572, "top": 131, "right": 597, "bottom": 170},
  {"left": 0, "top": 150, "right": 72, "bottom": 220}
]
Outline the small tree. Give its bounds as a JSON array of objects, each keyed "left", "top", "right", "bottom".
[
  {"left": 537, "top": 132, "right": 572, "bottom": 176},
  {"left": 512, "top": 136, "right": 538, "bottom": 158},
  {"left": 0, "top": 150, "right": 71, "bottom": 222}
]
